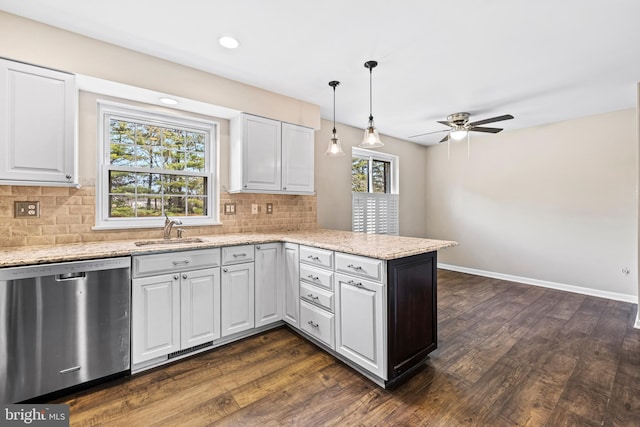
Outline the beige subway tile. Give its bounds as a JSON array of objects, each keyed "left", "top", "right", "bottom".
[
  {"left": 56, "top": 235, "right": 82, "bottom": 245},
  {"left": 0, "top": 227, "right": 9, "bottom": 238},
  {"left": 43, "top": 225, "right": 70, "bottom": 235},
  {"left": 27, "top": 217, "right": 56, "bottom": 225},
  {"left": 0, "top": 186, "right": 11, "bottom": 195},
  {"left": 69, "top": 224, "right": 92, "bottom": 234},
  {"left": 82, "top": 196, "right": 95, "bottom": 205},
  {"left": 26, "top": 235, "right": 55, "bottom": 246},
  {"left": 11, "top": 186, "right": 41, "bottom": 196},
  {"left": 56, "top": 215, "right": 82, "bottom": 224},
  {"left": 1, "top": 237, "right": 26, "bottom": 248},
  {"left": 69, "top": 205, "right": 94, "bottom": 215},
  {"left": 56, "top": 196, "right": 82, "bottom": 205},
  {"left": 37, "top": 196, "right": 57, "bottom": 207},
  {"left": 11, "top": 226, "right": 42, "bottom": 237},
  {"left": 41, "top": 187, "right": 70, "bottom": 196}
]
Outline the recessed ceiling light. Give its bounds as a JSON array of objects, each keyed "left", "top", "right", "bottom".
[
  {"left": 159, "top": 97, "right": 178, "bottom": 105},
  {"left": 219, "top": 36, "right": 240, "bottom": 49}
]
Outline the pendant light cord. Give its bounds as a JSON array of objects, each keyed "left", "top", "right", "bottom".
[
  {"left": 369, "top": 66, "right": 373, "bottom": 122},
  {"left": 333, "top": 84, "right": 337, "bottom": 135}
]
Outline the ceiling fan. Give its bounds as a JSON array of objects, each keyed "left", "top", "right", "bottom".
[{"left": 409, "top": 112, "right": 514, "bottom": 142}]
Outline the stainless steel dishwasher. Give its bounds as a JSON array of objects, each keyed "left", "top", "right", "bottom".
[{"left": 0, "top": 257, "right": 131, "bottom": 403}]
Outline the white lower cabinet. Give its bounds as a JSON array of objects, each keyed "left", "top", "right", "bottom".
[
  {"left": 283, "top": 243, "right": 300, "bottom": 327},
  {"left": 335, "top": 272, "right": 386, "bottom": 379},
  {"left": 132, "top": 267, "right": 220, "bottom": 365},
  {"left": 255, "top": 243, "right": 283, "bottom": 327},
  {"left": 221, "top": 261, "right": 255, "bottom": 337}
]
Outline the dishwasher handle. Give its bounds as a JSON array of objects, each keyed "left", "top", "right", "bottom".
[{"left": 55, "top": 272, "right": 87, "bottom": 281}]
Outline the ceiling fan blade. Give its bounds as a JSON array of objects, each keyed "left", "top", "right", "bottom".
[
  {"left": 439, "top": 134, "right": 449, "bottom": 143},
  {"left": 437, "top": 120, "right": 453, "bottom": 127},
  {"left": 408, "top": 129, "right": 448, "bottom": 138},
  {"left": 469, "top": 126, "right": 503, "bottom": 134},
  {"left": 468, "top": 114, "right": 514, "bottom": 127}
]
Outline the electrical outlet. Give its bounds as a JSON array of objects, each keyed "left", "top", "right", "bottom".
[
  {"left": 224, "top": 203, "right": 236, "bottom": 215},
  {"left": 15, "top": 201, "right": 40, "bottom": 218},
  {"left": 251, "top": 204, "right": 258, "bottom": 214},
  {"left": 266, "top": 203, "right": 273, "bottom": 214}
]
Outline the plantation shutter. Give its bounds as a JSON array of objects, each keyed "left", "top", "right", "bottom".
[{"left": 352, "top": 192, "right": 399, "bottom": 235}]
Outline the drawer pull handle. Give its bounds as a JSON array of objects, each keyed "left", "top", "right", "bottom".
[
  {"left": 347, "top": 280, "right": 365, "bottom": 289},
  {"left": 233, "top": 253, "right": 247, "bottom": 258},
  {"left": 60, "top": 366, "right": 81, "bottom": 375},
  {"left": 307, "top": 320, "right": 319, "bottom": 328},
  {"left": 307, "top": 255, "right": 321, "bottom": 262},
  {"left": 172, "top": 260, "right": 190, "bottom": 266},
  {"left": 307, "top": 293, "right": 319, "bottom": 300},
  {"left": 307, "top": 275, "right": 319, "bottom": 281},
  {"left": 347, "top": 264, "right": 363, "bottom": 271}
]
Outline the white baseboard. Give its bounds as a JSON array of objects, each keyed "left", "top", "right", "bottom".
[
  {"left": 438, "top": 263, "right": 638, "bottom": 304},
  {"left": 635, "top": 313, "right": 640, "bottom": 329}
]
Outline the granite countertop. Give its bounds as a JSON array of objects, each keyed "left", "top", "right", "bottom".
[{"left": 0, "top": 229, "right": 457, "bottom": 268}]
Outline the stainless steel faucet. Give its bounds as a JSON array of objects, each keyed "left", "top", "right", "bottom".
[{"left": 163, "top": 215, "right": 182, "bottom": 239}]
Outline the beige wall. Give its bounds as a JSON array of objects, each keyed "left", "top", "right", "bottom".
[
  {"left": 0, "top": 11, "right": 320, "bottom": 129},
  {"left": 315, "top": 119, "right": 429, "bottom": 238},
  {"left": 426, "top": 109, "right": 638, "bottom": 299}
]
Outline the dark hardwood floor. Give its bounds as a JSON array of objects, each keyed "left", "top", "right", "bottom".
[{"left": 54, "top": 270, "right": 640, "bottom": 426}]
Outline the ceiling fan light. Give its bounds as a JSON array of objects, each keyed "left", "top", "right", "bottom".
[
  {"left": 450, "top": 127, "right": 468, "bottom": 141},
  {"left": 360, "top": 125, "right": 383, "bottom": 148}
]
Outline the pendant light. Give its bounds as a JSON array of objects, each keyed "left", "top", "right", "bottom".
[
  {"left": 359, "top": 60, "right": 383, "bottom": 148},
  {"left": 325, "top": 80, "right": 345, "bottom": 156}
]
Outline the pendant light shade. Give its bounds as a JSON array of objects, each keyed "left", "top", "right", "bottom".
[
  {"left": 325, "top": 81, "right": 345, "bottom": 156},
  {"left": 359, "top": 60, "right": 383, "bottom": 148}
]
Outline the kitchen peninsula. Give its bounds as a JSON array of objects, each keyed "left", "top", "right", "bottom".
[{"left": 0, "top": 229, "right": 456, "bottom": 399}]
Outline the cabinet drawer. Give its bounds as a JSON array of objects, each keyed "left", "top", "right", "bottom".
[
  {"left": 300, "top": 282, "right": 334, "bottom": 312},
  {"left": 300, "top": 300, "right": 334, "bottom": 349},
  {"left": 335, "top": 252, "right": 383, "bottom": 282},
  {"left": 222, "top": 245, "right": 255, "bottom": 265},
  {"left": 300, "top": 245, "right": 333, "bottom": 269},
  {"left": 133, "top": 248, "right": 221, "bottom": 277},
  {"left": 299, "top": 264, "right": 333, "bottom": 290}
]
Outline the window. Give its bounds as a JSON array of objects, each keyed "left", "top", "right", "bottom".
[
  {"left": 96, "top": 101, "right": 219, "bottom": 229},
  {"left": 352, "top": 147, "right": 399, "bottom": 235}
]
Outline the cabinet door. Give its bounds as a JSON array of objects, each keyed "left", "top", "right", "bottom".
[
  {"left": 0, "top": 59, "right": 76, "bottom": 184},
  {"left": 132, "top": 274, "right": 180, "bottom": 364},
  {"left": 335, "top": 273, "right": 386, "bottom": 379},
  {"left": 255, "top": 243, "right": 283, "bottom": 327},
  {"left": 180, "top": 267, "right": 220, "bottom": 349},
  {"left": 221, "top": 262, "right": 255, "bottom": 337},
  {"left": 243, "top": 114, "right": 281, "bottom": 191},
  {"left": 281, "top": 123, "right": 314, "bottom": 193},
  {"left": 283, "top": 243, "right": 300, "bottom": 327}
]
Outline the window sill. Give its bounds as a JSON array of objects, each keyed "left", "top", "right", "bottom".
[{"left": 92, "top": 221, "right": 223, "bottom": 231}]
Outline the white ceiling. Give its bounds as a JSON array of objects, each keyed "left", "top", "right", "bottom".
[{"left": 2, "top": 0, "right": 640, "bottom": 145}]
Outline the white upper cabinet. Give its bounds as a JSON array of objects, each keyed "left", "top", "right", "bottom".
[
  {"left": 230, "top": 113, "right": 314, "bottom": 194},
  {"left": 0, "top": 58, "right": 77, "bottom": 186},
  {"left": 281, "top": 122, "right": 314, "bottom": 193}
]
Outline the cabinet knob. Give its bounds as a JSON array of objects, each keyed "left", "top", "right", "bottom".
[
  {"left": 173, "top": 275, "right": 179, "bottom": 280},
  {"left": 182, "top": 274, "right": 188, "bottom": 280},
  {"left": 256, "top": 245, "right": 261, "bottom": 250},
  {"left": 223, "top": 268, "right": 228, "bottom": 273},
  {"left": 283, "top": 187, "right": 287, "bottom": 190},
  {"left": 65, "top": 174, "right": 72, "bottom": 180}
]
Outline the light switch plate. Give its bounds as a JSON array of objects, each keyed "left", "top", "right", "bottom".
[{"left": 15, "top": 201, "right": 40, "bottom": 218}]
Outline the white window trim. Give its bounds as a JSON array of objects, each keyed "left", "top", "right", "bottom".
[
  {"left": 94, "top": 100, "right": 220, "bottom": 230},
  {"left": 352, "top": 147, "right": 399, "bottom": 194},
  {"left": 351, "top": 147, "right": 400, "bottom": 235}
]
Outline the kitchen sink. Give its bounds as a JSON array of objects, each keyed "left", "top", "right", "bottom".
[{"left": 134, "top": 238, "right": 205, "bottom": 246}]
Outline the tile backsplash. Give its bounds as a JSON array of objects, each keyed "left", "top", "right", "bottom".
[{"left": 0, "top": 185, "right": 317, "bottom": 248}]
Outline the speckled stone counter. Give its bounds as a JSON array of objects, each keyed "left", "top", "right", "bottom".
[{"left": 0, "top": 229, "right": 457, "bottom": 268}]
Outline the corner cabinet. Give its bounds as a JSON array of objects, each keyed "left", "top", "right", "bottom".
[
  {"left": 0, "top": 58, "right": 77, "bottom": 186},
  {"left": 229, "top": 113, "right": 314, "bottom": 194}
]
